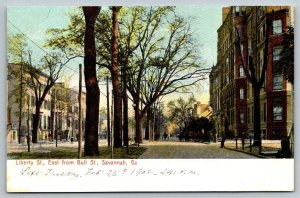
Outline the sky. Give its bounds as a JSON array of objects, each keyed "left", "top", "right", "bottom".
[{"left": 7, "top": 6, "right": 222, "bottom": 111}]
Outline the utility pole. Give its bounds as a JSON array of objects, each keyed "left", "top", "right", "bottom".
[
  {"left": 78, "top": 64, "right": 82, "bottom": 159},
  {"left": 107, "top": 76, "right": 110, "bottom": 147},
  {"left": 54, "top": 93, "right": 58, "bottom": 148},
  {"left": 27, "top": 96, "right": 30, "bottom": 152},
  {"left": 111, "top": 90, "right": 114, "bottom": 159},
  {"left": 18, "top": 54, "right": 23, "bottom": 144}
]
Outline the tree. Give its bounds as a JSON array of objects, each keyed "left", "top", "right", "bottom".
[
  {"left": 7, "top": 33, "right": 28, "bottom": 144},
  {"left": 82, "top": 6, "right": 101, "bottom": 156},
  {"left": 126, "top": 10, "right": 208, "bottom": 143},
  {"left": 183, "top": 117, "right": 214, "bottom": 141},
  {"left": 45, "top": 7, "right": 208, "bottom": 145},
  {"left": 46, "top": 7, "right": 124, "bottom": 148},
  {"left": 26, "top": 52, "right": 67, "bottom": 143},
  {"left": 111, "top": 6, "right": 122, "bottom": 147},
  {"left": 235, "top": 9, "right": 272, "bottom": 146},
  {"left": 279, "top": 26, "right": 294, "bottom": 85},
  {"left": 167, "top": 96, "right": 196, "bottom": 135}
]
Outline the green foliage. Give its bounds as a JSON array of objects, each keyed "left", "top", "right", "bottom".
[
  {"left": 279, "top": 26, "right": 294, "bottom": 84},
  {"left": 46, "top": 7, "right": 207, "bottom": 103},
  {"left": 167, "top": 96, "right": 195, "bottom": 131},
  {"left": 7, "top": 34, "right": 31, "bottom": 120},
  {"left": 7, "top": 33, "right": 28, "bottom": 64},
  {"left": 181, "top": 116, "right": 215, "bottom": 142}
]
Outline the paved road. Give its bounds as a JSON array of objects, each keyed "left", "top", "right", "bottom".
[
  {"left": 138, "top": 140, "right": 258, "bottom": 159},
  {"left": 7, "top": 139, "right": 258, "bottom": 159}
]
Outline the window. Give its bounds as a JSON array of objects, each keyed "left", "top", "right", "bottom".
[
  {"left": 48, "top": 116, "right": 51, "bottom": 129},
  {"left": 263, "top": 103, "right": 267, "bottom": 122},
  {"left": 67, "top": 118, "right": 71, "bottom": 128},
  {"left": 239, "top": 66, "right": 244, "bottom": 77},
  {"left": 31, "top": 96, "right": 35, "bottom": 107},
  {"left": 260, "top": 27, "right": 263, "bottom": 42},
  {"left": 273, "top": 100, "right": 283, "bottom": 121},
  {"left": 231, "top": 111, "right": 234, "bottom": 124},
  {"left": 68, "top": 105, "right": 73, "bottom": 113},
  {"left": 241, "top": 6, "right": 246, "bottom": 13},
  {"left": 75, "top": 120, "right": 78, "bottom": 130},
  {"left": 240, "top": 112, "right": 245, "bottom": 124},
  {"left": 273, "top": 73, "right": 283, "bottom": 91},
  {"left": 247, "top": 108, "right": 250, "bottom": 123},
  {"left": 47, "top": 101, "right": 51, "bottom": 110},
  {"left": 240, "top": 88, "right": 244, "bottom": 99},
  {"left": 273, "top": 48, "right": 282, "bottom": 61},
  {"left": 273, "top": 20, "right": 282, "bottom": 34},
  {"left": 39, "top": 115, "right": 42, "bottom": 129},
  {"left": 252, "top": 107, "right": 254, "bottom": 123},
  {"left": 44, "top": 115, "right": 47, "bottom": 130}
]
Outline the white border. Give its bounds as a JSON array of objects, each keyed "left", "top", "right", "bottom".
[{"left": 1, "top": 0, "right": 299, "bottom": 197}]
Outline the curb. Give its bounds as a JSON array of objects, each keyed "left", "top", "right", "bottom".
[{"left": 224, "top": 147, "right": 266, "bottom": 158}]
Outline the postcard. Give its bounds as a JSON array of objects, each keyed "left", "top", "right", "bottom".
[{"left": 6, "top": 5, "right": 294, "bottom": 192}]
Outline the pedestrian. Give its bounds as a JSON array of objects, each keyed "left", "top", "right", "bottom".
[
  {"left": 281, "top": 136, "right": 291, "bottom": 158},
  {"left": 220, "top": 133, "right": 226, "bottom": 148}
]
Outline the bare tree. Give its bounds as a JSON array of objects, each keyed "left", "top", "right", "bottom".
[
  {"left": 235, "top": 9, "right": 272, "bottom": 146},
  {"left": 127, "top": 15, "right": 208, "bottom": 143},
  {"left": 26, "top": 52, "right": 67, "bottom": 143}
]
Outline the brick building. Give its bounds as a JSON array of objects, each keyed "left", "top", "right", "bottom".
[{"left": 209, "top": 6, "right": 294, "bottom": 139}]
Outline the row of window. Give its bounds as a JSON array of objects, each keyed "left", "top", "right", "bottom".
[
  {"left": 239, "top": 102, "right": 283, "bottom": 124},
  {"left": 28, "top": 94, "right": 82, "bottom": 114},
  {"left": 37, "top": 115, "right": 81, "bottom": 131},
  {"left": 38, "top": 115, "right": 51, "bottom": 130}
]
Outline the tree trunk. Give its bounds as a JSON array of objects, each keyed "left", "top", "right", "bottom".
[
  {"left": 106, "top": 76, "right": 111, "bottom": 147},
  {"left": 111, "top": 7, "right": 122, "bottom": 148},
  {"left": 83, "top": 6, "right": 100, "bottom": 156},
  {"left": 145, "top": 108, "right": 150, "bottom": 140},
  {"left": 134, "top": 98, "right": 143, "bottom": 144},
  {"left": 123, "top": 84, "right": 129, "bottom": 146},
  {"left": 252, "top": 86, "right": 261, "bottom": 146},
  {"left": 32, "top": 106, "right": 41, "bottom": 143}
]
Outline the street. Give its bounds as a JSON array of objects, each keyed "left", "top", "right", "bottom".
[
  {"left": 7, "top": 139, "right": 258, "bottom": 159},
  {"left": 138, "top": 140, "right": 258, "bottom": 159}
]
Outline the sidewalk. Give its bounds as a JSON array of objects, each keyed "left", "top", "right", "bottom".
[{"left": 7, "top": 139, "right": 109, "bottom": 153}]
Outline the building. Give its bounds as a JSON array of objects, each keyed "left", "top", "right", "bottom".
[
  {"left": 192, "top": 101, "right": 212, "bottom": 118},
  {"left": 6, "top": 63, "right": 86, "bottom": 143},
  {"left": 209, "top": 6, "right": 293, "bottom": 139},
  {"left": 52, "top": 83, "right": 86, "bottom": 141}
]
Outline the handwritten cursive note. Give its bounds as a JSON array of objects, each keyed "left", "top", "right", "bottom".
[{"left": 7, "top": 159, "right": 294, "bottom": 192}]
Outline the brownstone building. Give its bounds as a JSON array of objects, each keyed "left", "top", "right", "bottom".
[{"left": 209, "top": 6, "right": 294, "bottom": 139}]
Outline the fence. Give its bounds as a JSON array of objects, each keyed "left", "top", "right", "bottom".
[{"left": 224, "top": 137, "right": 284, "bottom": 157}]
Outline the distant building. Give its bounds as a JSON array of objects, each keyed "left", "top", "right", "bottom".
[
  {"left": 209, "top": 6, "right": 293, "bottom": 139},
  {"left": 6, "top": 63, "right": 86, "bottom": 143},
  {"left": 192, "top": 101, "right": 212, "bottom": 118}
]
